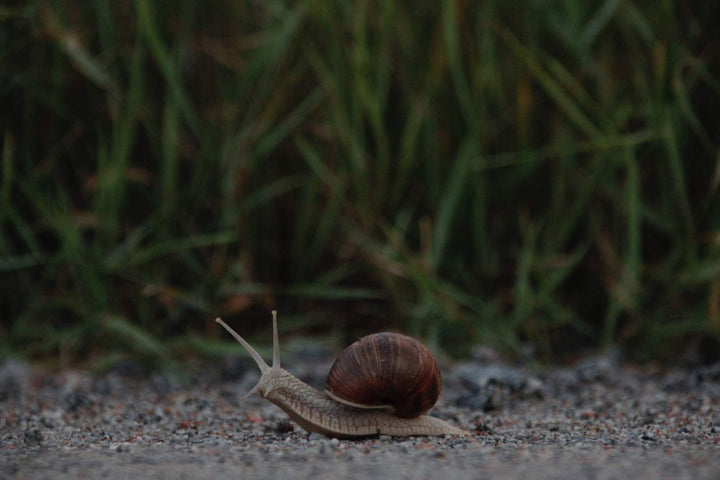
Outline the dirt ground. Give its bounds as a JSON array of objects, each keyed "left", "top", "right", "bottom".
[{"left": 1, "top": 352, "right": 719, "bottom": 480}]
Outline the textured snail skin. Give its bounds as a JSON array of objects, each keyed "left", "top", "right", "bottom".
[
  {"left": 257, "top": 367, "right": 467, "bottom": 438},
  {"left": 215, "top": 313, "right": 468, "bottom": 438}
]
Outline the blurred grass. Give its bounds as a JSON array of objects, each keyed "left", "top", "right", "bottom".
[{"left": 1, "top": 0, "right": 719, "bottom": 366}]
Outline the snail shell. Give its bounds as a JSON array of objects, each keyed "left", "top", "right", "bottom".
[{"left": 324, "top": 332, "right": 442, "bottom": 418}]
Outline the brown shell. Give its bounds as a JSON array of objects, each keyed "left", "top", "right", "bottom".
[{"left": 324, "top": 332, "right": 442, "bottom": 418}]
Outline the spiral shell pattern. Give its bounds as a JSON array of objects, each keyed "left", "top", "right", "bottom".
[{"left": 325, "top": 332, "right": 442, "bottom": 418}]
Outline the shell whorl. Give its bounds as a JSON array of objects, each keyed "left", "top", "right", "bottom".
[{"left": 324, "top": 332, "right": 442, "bottom": 418}]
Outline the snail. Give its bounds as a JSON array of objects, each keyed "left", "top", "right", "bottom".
[{"left": 215, "top": 311, "right": 468, "bottom": 438}]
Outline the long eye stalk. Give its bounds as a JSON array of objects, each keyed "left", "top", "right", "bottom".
[
  {"left": 215, "top": 317, "right": 270, "bottom": 374},
  {"left": 272, "top": 310, "right": 280, "bottom": 369}
]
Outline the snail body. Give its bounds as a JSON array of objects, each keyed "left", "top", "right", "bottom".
[{"left": 215, "top": 311, "right": 468, "bottom": 438}]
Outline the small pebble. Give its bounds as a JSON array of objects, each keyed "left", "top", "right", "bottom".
[{"left": 23, "top": 429, "right": 43, "bottom": 447}]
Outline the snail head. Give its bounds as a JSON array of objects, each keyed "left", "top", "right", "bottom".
[{"left": 215, "top": 311, "right": 282, "bottom": 400}]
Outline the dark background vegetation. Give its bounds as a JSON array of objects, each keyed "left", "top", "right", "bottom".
[{"left": 1, "top": 1, "right": 719, "bottom": 367}]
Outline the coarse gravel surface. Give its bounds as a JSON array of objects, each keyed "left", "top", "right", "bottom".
[{"left": 1, "top": 349, "right": 719, "bottom": 480}]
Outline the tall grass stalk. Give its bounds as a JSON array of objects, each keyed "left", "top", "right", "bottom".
[{"left": 1, "top": 1, "right": 718, "bottom": 364}]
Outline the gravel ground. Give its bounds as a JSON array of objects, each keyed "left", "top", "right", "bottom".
[{"left": 1, "top": 350, "right": 719, "bottom": 480}]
